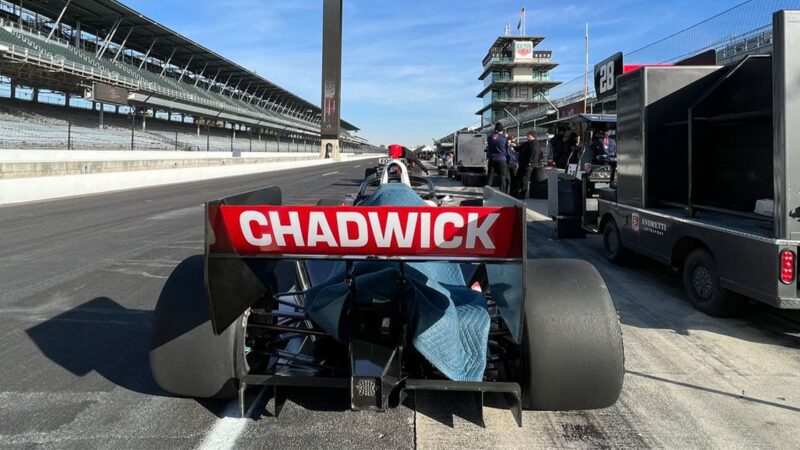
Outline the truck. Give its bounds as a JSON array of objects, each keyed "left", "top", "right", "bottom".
[
  {"left": 451, "top": 131, "right": 488, "bottom": 187},
  {"left": 575, "top": 10, "right": 800, "bottom": 317}
]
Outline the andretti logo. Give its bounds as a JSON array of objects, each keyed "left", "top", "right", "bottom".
[{"left": 632, "top": 212, "right": 667, "bottom": 236}]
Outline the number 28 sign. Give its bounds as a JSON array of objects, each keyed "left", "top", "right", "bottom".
[{"left": 594, "top": 52, "right": 623, "bottom": 100}]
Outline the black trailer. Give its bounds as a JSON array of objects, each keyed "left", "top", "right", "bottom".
[
  {"left": 453, "top": 131, "right": 488, "bottom": 187},
  {"left": 590, "top": 10, "right": 800, "bottom": 316}
]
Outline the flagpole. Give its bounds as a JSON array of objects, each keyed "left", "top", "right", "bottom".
[{"left": 523, "top": 5, "right": 526, "bottom": 35}]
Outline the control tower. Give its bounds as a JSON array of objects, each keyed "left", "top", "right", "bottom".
[{"left": 477, "top": 36, "right": 560, "bottom": 127}]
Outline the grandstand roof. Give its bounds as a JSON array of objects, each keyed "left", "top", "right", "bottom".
[{"left": 23, "top": 0, "right": 358, "bottom": 131}]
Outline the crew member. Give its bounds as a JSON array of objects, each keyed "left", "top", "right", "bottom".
[
  {"left": 514, "top": 131, "right": 539, "bottom": 199},
  {"left": 486, "top": 123, "right": 510, "bottom": 192},
  {"left": 550, "top": 127, "right": 566, "bottom": 168},
  {"left": 506, "top": 133, "right": 519, "bottom": 195}
]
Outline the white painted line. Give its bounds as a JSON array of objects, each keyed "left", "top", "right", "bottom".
[
  {"left": 354, "top": 164, "right": 361, "bottom": 168},
  {"left": 321, "top": 171, "right": 339, "bottom": 177},
  {"left": 198, "top": 386, "right": 270, "bottom": 450}
]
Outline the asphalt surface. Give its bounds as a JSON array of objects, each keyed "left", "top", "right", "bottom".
[{"left": 1, "top": 160, "right": 799, "bottom": 449}]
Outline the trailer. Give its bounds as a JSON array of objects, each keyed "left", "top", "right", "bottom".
[
  {"left": 583, "top": 10, "right": 800, "bottom": 316},
  {"left": 452, "top": 131, "right": 488, "bottom": 187}
]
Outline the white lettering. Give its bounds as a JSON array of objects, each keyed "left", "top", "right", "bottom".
[
  {"left": 240, "top": 211, "right": 272, "bottom": 247},
  {"left": 369, "top": 212, "right": 417, "bottom": 248},
  {"left": 337, "top": 212, "right": 368, "bottom": 247},
  {"left": 268, "top": 211, "right": 305, "bottom": 246},
  {"left": 307, "top": 212, "right": 337, "bottom": 247},
  {"left": 420, "top": 212, "right": 431, "bottom": 248},
  {"left": 434, "top": 212, "right": 464, "bottom": 249},
  {"left": 466, "top": 213, "right": 498, "bottom": 249}
]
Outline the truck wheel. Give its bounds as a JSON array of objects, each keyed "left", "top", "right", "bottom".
[
  {"left": 682, "top": 249, "right": 745, "bottom": 317},
  {"left": 521, "top": 259, "right": 624, "bottom": 410},
  {"left": 602, "top": 220, "right": 631, "bottom": 264},
  {"left": 149, "top": 255, "right": 243, "bottom": 399}
]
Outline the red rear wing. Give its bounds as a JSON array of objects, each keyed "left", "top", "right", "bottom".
[{"left": 210, "top": 205, "right": 524, "bottom": 261}]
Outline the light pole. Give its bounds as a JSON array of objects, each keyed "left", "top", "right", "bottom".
[{"left": 503, "top": 107, "right": 521, "bottom": 141}]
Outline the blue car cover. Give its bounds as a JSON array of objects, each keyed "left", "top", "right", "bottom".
[{"left": 304, "top": 183, "right": 490, "bottom": 381}]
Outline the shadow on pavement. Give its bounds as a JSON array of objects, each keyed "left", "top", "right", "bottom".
[
  {"left": 413, "top": 391, "right": 485, "bottom": 428},
  {"left": 25, "top": 297, "right": 161, "bottom": 396},
  {"left": 25, "top": 297, "right": 235, "bottom": 417}
]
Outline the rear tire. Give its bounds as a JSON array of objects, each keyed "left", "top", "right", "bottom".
[
  {"left": 682, "top": 249, "right": 745, "bottom": 317},
  {"left": 602, "top": 220, "right": 631, "bottom": 265},
  {"left": 149, "top": 255, "right": 243, "bottom": 399},
  {"left": 364, "top": 167, "right": 378, "bottom": 179},
  {"left": 521, "top": 259, "right": 624, "bottom": 410}
]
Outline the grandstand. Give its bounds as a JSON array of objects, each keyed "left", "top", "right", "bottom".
[{"left": 0, "top": 0, "right": 367, "bottom": 152}]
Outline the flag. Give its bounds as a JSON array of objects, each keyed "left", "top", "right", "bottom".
[{"left": 517, "top": 7, "right": 525, "bottom": 30}]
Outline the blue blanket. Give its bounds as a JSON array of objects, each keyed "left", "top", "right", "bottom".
[{"left": 304, "top": 183, "right": 490, "bottom": 381}]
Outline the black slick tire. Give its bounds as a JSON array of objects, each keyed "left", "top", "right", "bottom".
[
  {"left": 149, "top": 255, "right": 243, "bottom": 399},
  {"left": 521, "top": 259, "right": 624, "bottom": 411}
]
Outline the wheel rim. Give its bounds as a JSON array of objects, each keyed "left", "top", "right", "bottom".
[
  {"left": 605, "top": 227, "right": 619, "bottom": 256},
  {"left": 692, "top": 266, "right": 715, "bottom": 300}
]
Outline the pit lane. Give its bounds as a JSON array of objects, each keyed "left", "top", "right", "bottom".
[{"left": 0, "top": 160, "right": 798, "bottom": 449}]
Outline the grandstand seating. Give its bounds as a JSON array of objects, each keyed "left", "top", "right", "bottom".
[
  {"left": 0, "top": 22, "right": 319, "bottom": 133},
  {"left": 0, "top": 99, "right": 319, "bottom": 152}
]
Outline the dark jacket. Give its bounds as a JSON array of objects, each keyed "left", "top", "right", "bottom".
[
  {"left": 487, "top": 132, "right": 509, "bottom": 163},
  {"left": 508, "top": 146, "right": 519, "bottom": 167},
  {"left": 519, "top": 140, "right": 541, "bottom": 167}
]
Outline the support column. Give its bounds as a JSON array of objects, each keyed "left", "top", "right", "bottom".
[
  {"left": 32, "top": 87, "right": 39, "bottom": 102},
  {"left": 64, "top": 92, "right": 70, "bottom": 107},
  {"left": 320, "top": 0, "right": 343, "bottom": 161},
  {"left": 74, "top": 20, "right": 81, "bottom": 49},
  {"left": 142, "top": 109, "right": 147, "bottom": 130},
  {"left": 10, "top": 79, "right": 16, "bottom": 99},
  {"left": 99, "top": 103, "right": 104, "bottom": 128}
]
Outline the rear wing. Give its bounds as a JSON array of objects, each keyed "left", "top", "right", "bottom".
[{"left": 204, "top": 186, "right": 527, "bottom": 340}]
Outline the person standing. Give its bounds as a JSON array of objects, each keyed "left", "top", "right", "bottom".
[
  {"left": 507, "top": 133, "right": 519, "bottom": 195},
  {"left": 514, "top": 131, "right": 539, "bottom": 198},
  {"left": 486, "top": 123, "right": 510, "bottom": 192},
  {"left": 550, "top": 127, "right": 566, "bottom": 168}
]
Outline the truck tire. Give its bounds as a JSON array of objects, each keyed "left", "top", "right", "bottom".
[
  {"left": 521, "top": 259, "right": 624, "bottom": 411},
  {"left": 602, "top": 220, "right": 631, "bottom": 264},
  {"left": 149, "top": 255, "right": 243, "bottom": 399},
  {"left": 682, "top": 248, "right": 745, "bottom": 317}
]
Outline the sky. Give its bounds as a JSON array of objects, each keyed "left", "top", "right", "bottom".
[{"left": 121, "top": 0, "right": 747, "bottom": 146}]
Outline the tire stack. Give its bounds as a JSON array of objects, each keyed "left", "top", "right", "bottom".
[{"left": 461, "top": 172, "right": 487, "bottom": 187}]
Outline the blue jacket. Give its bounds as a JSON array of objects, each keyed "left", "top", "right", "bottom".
[{"left": 487, "top": 132, "right": 509, "bottom": 163}]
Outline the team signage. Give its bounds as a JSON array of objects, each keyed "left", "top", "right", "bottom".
[
  {"left": 216, "top": 205, "right": 523, "bottom": 259},
  {"left": 514, "top": 41, "right": 534, "bottom": 60},
  {"left": 594, "top": 52, "right": 623, "bottom": 100}
]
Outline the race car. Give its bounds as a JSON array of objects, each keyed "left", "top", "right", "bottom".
[
  {"left": 149, "top": 161, "right": 624, "bottom": 424},
  {"left": 342, "top": 161, "right": 452, "bottom": 207}
]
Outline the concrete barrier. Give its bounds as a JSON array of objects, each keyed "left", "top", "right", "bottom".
[{"left": 0, "top": 153, "right": 378, "bottom": 206}]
